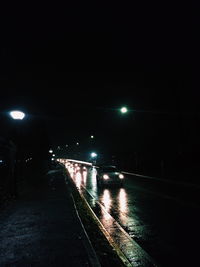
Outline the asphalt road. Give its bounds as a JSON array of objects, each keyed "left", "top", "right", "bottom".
[{"left": 68, "top": 164, "right": 200, "bottom": 267}]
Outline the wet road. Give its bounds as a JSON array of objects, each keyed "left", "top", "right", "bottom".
[{"left": 66, "top": 163, "right": 200, "bottom": 267}]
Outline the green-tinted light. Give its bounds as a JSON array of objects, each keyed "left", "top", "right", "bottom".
[{"left": 91, "top": 152, "right": 97, "bottom": 158}]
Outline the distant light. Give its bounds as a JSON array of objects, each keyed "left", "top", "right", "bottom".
[
  {"left": 51, "top": 158, "right": 54, "bottom": 161},
  {"left": 76, "top": 142, "right": 79, "bottom": 146},
  {"left": 119, "top": 174, "right": 124, "bottom": 179},
  {"left": 120, "top": 107, "right": 128, "bottom": 114},
  {"left": 10, "top": 110, "right": 25, "bottom": 120},
  {"left": 49, "top": 149, "right": 53, "bottom": 153},
  {"left": 103, "top": 174, "right": 109, "bottom": 180},
  {"left": 90, "top": 135, "right": 94, "bottom": 139},
  {"left": 91, "top": 152, "right": 97, "bottom": 158},
  {"left": 52, "top": 154, "right": 55, "bottom": 157}
]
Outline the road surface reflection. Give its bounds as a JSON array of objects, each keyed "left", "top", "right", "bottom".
[
  {"left": 118, "top": 188, "right": 128, "bottom": 225},
  {"left": 65, "top": 164, "right": 153, "bottom": 266},
  {"left": 60, "top": 159, "right": 200, "bottom": 266},
  {"left": 70, "top": 165, "right": 129, "bottom": 226}
]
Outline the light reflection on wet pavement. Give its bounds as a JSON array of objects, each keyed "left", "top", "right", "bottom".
[
  {"left": 65, "top": 163, "right": 200, "bottom": 267},
  {"left": 68, "top": 165, "right": 156, "bottom": 266}
]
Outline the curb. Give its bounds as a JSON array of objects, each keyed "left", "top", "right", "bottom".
[
  {"left": 71, "top": 193, "right": 101, "bottom": 267},
  {"left": 63, "top": 172, "right": 101, "bottom": 267}
]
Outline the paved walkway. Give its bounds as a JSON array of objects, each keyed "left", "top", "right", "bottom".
[{"left": 0, "top": 169, "right": 98, "bottom": 267}]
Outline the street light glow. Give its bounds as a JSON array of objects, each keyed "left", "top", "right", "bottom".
[
  {"left": 90, "top": 135, "right": 94, "bottom": 139},
  {"left": 10, "top": 110, "right": 25, "bottom": 120},
  {"left": 120, "top": 107, "right": 128, "bottom": 114},
  {"left": 91, "top": 152, "right": 97, "bottom": 158}
]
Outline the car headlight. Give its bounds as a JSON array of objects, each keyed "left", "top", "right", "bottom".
[
  {"left": 119, "top": 174, "right": 124, "bottom": 179},
  {"left": 103, "top": 174, "right": 109, "bottom": 180}
]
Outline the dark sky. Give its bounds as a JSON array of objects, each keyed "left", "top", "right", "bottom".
[{"left": 0, "top": 3, "right": 198, "bottom": 154}]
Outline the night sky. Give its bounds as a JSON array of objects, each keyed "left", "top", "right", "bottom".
[{"left": 0, "top": 3, "right": 198, "bottom": 158}]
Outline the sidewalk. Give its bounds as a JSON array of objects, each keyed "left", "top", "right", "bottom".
[{"left": 0, "top": 169, "right": 99, "bottom": 267}]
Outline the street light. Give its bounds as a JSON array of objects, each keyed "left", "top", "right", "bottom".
[
  {"left": 9, "top": 110, "right": 26, "bottom": 197},
  {"left": 10, "top": 110, "right": 25, "bottom": 120},
  {"left": 90, "top": 152, "right": 97, "bottom": 165},
  {"left": 90, "top": 135, "right": 94, "bottom": 139},
  {"left": 91, "top": 152, "right": 97, "bottom": 158},
  {"left": 120, "top": 107, "right": 128, "bottom": 114}
]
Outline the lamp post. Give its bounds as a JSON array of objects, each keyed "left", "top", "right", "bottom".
[
  {"left": 9, "top": 110, "right": 26, "bottom": 197},
  {"left": 9, "top": 110, "right": 26, "bottom": 146},
  {"left": 90, "top": 152, "right": 97, "bottom": 165},
  {"left": 9, "top": 110, "right": 26, "bottom": 149}
]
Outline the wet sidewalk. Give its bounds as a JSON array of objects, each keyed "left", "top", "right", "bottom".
[{"left": 0, "top": 170, "right": 99, "bottom": 267}]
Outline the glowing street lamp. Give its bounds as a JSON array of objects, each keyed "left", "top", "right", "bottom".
[
  {"left": 90, "top": 135, "right": 94, "bottom": 139},
  {"left": 91, "top": 152, "right": 97, "bottom": 158},
  {"left": 120, "top": 107, "right": 128, "bottom": 114},
  {"left": 90, "top": 152, "right": 98, "bottom": 165},
  {"left": 10, "top": 110, "right": 25, "bottom": 120}
]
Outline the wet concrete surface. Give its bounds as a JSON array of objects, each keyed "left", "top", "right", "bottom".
[
  {"left": 69, "top": 165, "right": 200, "bottom": 267},
  {"left": 0, "top": 171, "right": 91, "bottom": 267}
]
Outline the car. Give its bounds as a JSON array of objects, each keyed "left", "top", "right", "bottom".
[{"left": 96, "top": 165, "right": 124, "bottom": 187}]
